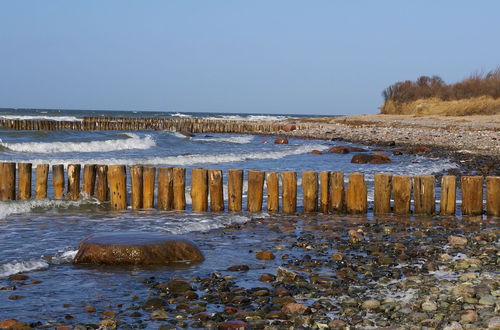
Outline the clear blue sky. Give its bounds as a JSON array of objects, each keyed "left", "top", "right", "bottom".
[{"left": 1, "top": 1, "right": 499, "bottom": 115}]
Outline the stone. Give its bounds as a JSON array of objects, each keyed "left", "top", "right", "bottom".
[
  {"left": 448, "top": 235, "right": 468, "bottom": 248},
  {"left": 276, "top": 267, "right": 303, "bottom": 283},
  {"left": 178, "top": 130, "right": 195, "bottom": 137},
  {"left": 156, "top": 280, "right": 192, "bottom": 293},
  {"left": 259, "top": 273, "right": 276, "bottom": 282},
  {"left": 350, "top": 153, "right": 391, "bottom": 164},
  {"left": 84, "top": 306, "right": 96, "bottom": 313},
  {"left": 227, "top": 265, "right": 249, "bottom": 271},
  {"left": 362, "top": 299, "right": 381, "bottom": 310},
  {"left": 281, "top": 302, "right": 308, "bottom": 315},
  {"left": 460, "top": 310, "right": 479, "bottom": 324},
  {"left": 327, "top": 145, "right": 366, "bottom": 154},
  {"left": 421, "top": 300, "right": 437, "bottom": 312},
  {"left": 0, "top": 319, "right": 28, "bottom": 329},
  {"left": 256, "top": 250, "right": 275, "bottom": 260},
  {"left": 283, "top": 124, "right": 296, "bottom": 132},
  {"left": 218, "top": 320, "right": 249, "bottom": 329},
  {"left": 8, "top": 274, "right": 28, "bottom": 281},
  {"left": 310, "top": 150, "right": 322, "bottom": 155},
  {"left": 274, "top": 138, "right": 289, "bottom": 144},
  {"left": 328, "top": 319, "right": 346, "bottom": 329},
  {"left": 443, "top": 321, "right": 463, "bottom": 330},
  {"left": 151, "top": 310, "right": 169, "bottom": 320},
  {"left": 73, "top": 232, "right": 204, "bottom": 265},
  {"left": 488, "top": 317, "right": 500, "bottom": 329},
  {"left": 142, "top": 297, "right": 166, "bottom": 310},
  {"left": 478, "top": 294, "right": 496, "bottom": 306}
]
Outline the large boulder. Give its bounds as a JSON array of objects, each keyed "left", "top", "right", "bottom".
[
  {"left": 283, "top": 124, "right": 296, "bottom": 132},
  {"left": 73, "top": 232, "right": 204, "bottom": 265},
  {"left": 351, "top": 153, "right": 392, "bottom": 164},
  {"left": 327, "top": 146, "right": 366, "bottom": 154}
]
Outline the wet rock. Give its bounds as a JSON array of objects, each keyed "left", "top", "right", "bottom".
[
  {"left": 283, "top": 124, "right": 296, "bottom": 132},
  {"left": 227, "top": 265, "right": 249, "bottom": 271},
  {"left": 0, "top": 319, "right": 28, "bottom": 329},
  {"left": 351, "top": 153, "right": 391, "bottom": 164},
  {"left": 256, "top": 250, "right": 275, "bottom": 260},
  {"left": 84, "top": 306, "right": 96, "bottom": 313},
  {"left": 281, "top": 302, "right": 308, "bottom": 315},
  {"left": 8, "top": 274, "right": 28, "bottom": 281},
  {"left": 8, "top": 295, "right": 26, "bottom": 300},
  {"left": 99, "top": 320, "right": 117, "bottom": 329},
  {"left": 274, "top": 138, "right": 289, "bottom": 144},
  {"left": 156, "top": 280, "right": 192, "bottom": 294},
  {"left": 310, "top": 150, "right": 322, "bottom": 155},
  {"left": 142, "top": 297, "right": 166, "bottom": 310},
  {"left": 151, "top": 310, "right": 169, "bottom": 320},
  {"left": 362, "top": 299, "right": 381, "bottom": 310},
  {"left": 327, "top": 145, "right": 366, "bottom": 154},
  {"left": 73, "top": 232, "right": 204, "bottom": 265},
  {"left": 448, "top": 235, "right": 468, "bottom": 248},
  {"left": 259, "top": 273, "right": 276, "bottom": 282},
  {"left": 276, "top": 267, "right": 303, "bottom": 283},
  {"left": 178, "top": 130, "right": 195, "bottom": 137},
  {"left": 218, "top": 320, "right": 249, "bottom": 329}
]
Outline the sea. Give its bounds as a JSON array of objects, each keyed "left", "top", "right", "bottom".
[{"left": 0, "top": 108, "right": 459, "bottom": 325}]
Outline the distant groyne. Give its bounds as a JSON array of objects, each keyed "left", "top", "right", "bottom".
[
  {"left": 0, "top": 162, "right": 499, "bottom": 217},
  {"left": 0, "top": 117, "right": 309, "bottom": 133}
]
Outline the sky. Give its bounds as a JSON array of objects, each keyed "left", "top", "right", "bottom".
[{"left": 1, "top": 1, "right": 499, "bottom": 115}]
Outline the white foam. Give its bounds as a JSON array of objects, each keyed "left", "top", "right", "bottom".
[
  {"left": 209, "top": 114, "right": 288, "bottom": 121},
  {"left": 0, "top": 115, "right": 82, "bottom": 122},
  {"left": 170, "top": 112, "right": 193, "bottom": 118},
  {"left": 20, "top": 144, "right": 329, "bottom": 166},
  {"left": 0, "top": 199, "right": 101, "bottom": 219},
  {"left": 0, "top": 133, "right": 155, "bottom": 153},
  {"left": 0, "top": 259, "right": 49, "bottom": 278},
  {"left": 194, "top": 135, "right": 254, "bottom": 144}
]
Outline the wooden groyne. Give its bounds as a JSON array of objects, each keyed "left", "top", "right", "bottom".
[
  {"left": 0, "top": 162, "right": 499, "bottom": 217},
  {"left": 0, "top": 117, "right": 308, "bottom": 133}
]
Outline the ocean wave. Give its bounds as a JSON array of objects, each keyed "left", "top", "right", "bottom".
[
  {"left": 0, "top": 133, "right": 155, "bottom": 153},
  {"left": 19, "top": 144, "right": 329, "bottom": 166},
  {"left": 209, "top": 114, "right": 288, "bottom": 121},
  {"left": 0, "top": 199, "right": 101, "bottom": 219},
  {"left": 170, "top": 112, "right": 193, "bottom": 118},
  {"left": 0, "top": 259, "right": 49, "bottom": 278},
  {"left": 193, "top": 135, "right": 254, "bottom": 144},
  {"left": 0, "top": 115, "right": 83, "bottom": 122}
]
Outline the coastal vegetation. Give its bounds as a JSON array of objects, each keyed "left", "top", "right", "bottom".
[{"left": 381, "top": 68, "right": 500, "bottom": 115}]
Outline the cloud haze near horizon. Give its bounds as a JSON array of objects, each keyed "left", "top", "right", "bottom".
[{"left": 1, "top": 1, "right": 499, "bottom": 115}]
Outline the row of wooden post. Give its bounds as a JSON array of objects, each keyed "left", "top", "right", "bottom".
[{"left": 0, "top": 162, "right": 499, "bottom": 216}]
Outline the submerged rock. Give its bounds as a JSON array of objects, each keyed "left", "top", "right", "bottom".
[{"left": 73, "top": 232, "right": 204, "bottom": 265}]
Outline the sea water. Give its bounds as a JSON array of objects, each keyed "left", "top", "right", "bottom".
[{"left": 0, "top": 109, "right": 458, "bottom": 324}]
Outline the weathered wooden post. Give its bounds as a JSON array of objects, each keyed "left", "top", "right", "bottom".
[
  {"left": 52, "top": 164, "right": 65, "bottom": 199},
  {"left": 17, "top": 163, "right": 32, "bottom": 200},
  {"left": 208, "top": 169, "right": 224, "bottom": 212},
  {"left": 247, "top": 170, "right": 265, "bottom": 212},
  {"left": 191, "top": 168, "right": 208, "bottom": 212},
  {"left": 282, "top": 171, "right": 297, "bottom": 213},
  {"left": 266, "top": 172, "right": 279, "bottom": 212},
  {"left": 374, "top": 173, "right": 392, "bottom": 215},
  {"left": 319, "top": 171, "right": 330, "bottom": 213},
  {"left": 157, "top": 167, "right": 174, "bottom": 210},
  {"left": 130, "top": 165, "right": 143, "bottom": 209},
  {"left": 228, "top": 169, "right": 243, "bottom": 211},
  {"left": 82, "top": 164, "right": 96, "bottom": 197},
  {"left": 108, "top": 165, "right": 127, "bottom": 210},
  {"left": 95, "top": 165, "right": 108, "bottom": 201},
  {"left": 329, "top": 172, "right": 345, "bottom": 213},
  {"left": 67, "top": 164, "right": 81, "bottom": 200},
  {"left": 440, "top": 175, "right": 456, "bottom": 215},
  {"left": 0, "top": 162, "right": 16, "bottom": 201},
  {"left": 413, "top": 175, "right": 435, "bottom": 215},
  {"left": 142, "top": 166, "right": 156, "bottom": 209},
  {"left": 346, "top": 172, "right": 367, "bottom": 214},
  {"left": 172, "top": 167, "right": 186, "bottom": 210},
  {"left": 461, "top": 176, "right": 483, "bottom": 216},
  {"left": 486, "top": 176, "right": 500, "bottom": 217},
  {"left": 35, "top": 164, "right": 49, "bottom": 199},
  {"left": 393, "top": 175, "right": 411, "bottom": 215},
  {"left": 302, "top": 170, "right": 318, "bottom": 213}
]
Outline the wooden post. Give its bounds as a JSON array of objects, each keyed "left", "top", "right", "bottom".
[
  {"left": 440, "top": 175, "right": 456, "bottom": 215},
  {"left": 17, "top": 163, "right": 32, "bottom": 200},
  {"left": 266, "top": 172, "right": 279, "bottom": 212},
  {"left": 282, "top": 171, "right": 297, "bottom": 213},
  {"left": 191, "top": 168, "right": 208, "bottom": 212},
  {"left": 95, "top": 165, "right": 108, "bottom": 201},
  {"left": 461, "top": 176, "right": 483, "bottom": 216},
  {"left": 157, "top": 167, "right": 174, "bottom": 210},
  {"left": 67, "top": 164, "right": 81, "bottom": 200},
  {"left": 319, "top": 171, "right": 330, "bottom": 213},
  {"left": 0, "top": 162, "right": 16, "bottom": 201},
  {"left": 374, "top": 173, "right": 392, "bottom": 215},
  {"left": 393, "top": 175, "right": 411, "bottom": 215},
  {"left": 302, "top": 171, "right": 318, "bottom": 213},
  {"left": 82, "top": 164, "right": 96, "bottom": 197},
  {"left": 329, "top": 172, "right": 345, "bottom": 213},
  {"left": 228, "top": 169, "right": 243, "bottom": 211},
  {"left": 130, "top": 165, "right": 143, "bottom": 209},
  {"left": 413, "top": 175, "right": 435, "bottom": 215},
  {"left": 143, "top": 166, "right": 156, "bottom": 209},
  {"left": 52, "top": 164, "right": 65, "bottom": 199},
  {"left": 172, "top": 167, "right": 186, "bottom": 210},
  {"left": 486, "top": 176, "right": 500, "bottom": 217},
  {"left": 208, "top": 169, "right": 224, "bottom": 212},
  {"left": 35, "top": 164, "right": 49, "bottom": 199},
  {"left": 346, "top": 172, "right": 367, "bottom": 214},
  {"left": 247, "top": 170, "right": 265, "bottom": 212},
  {"left": 108, "top": 165, "right": 127, "bottom": 210}
]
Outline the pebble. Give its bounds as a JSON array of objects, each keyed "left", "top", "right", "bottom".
[
  {"left": 255, "top": 250, "right": 275, "bottom": 260},
  {"left": 488, "top": 317, "right": 500, "bottom": 329},
  {"left": 460, "top": 310, "right": 479, "bottom": 323},
  {"left": 421, "top": 300, "right": 437, "bottom": 312},
  {"left": 448, "top": 235, "right": 468, "bottom": 247},
  {"left": 478, "top": 294, "right": 496, "bottom": 306},
  {"left": 151, "top": 310, "right": 169, "bottom": 319},
  {"left": 362, "top": 299, "right": 381, "bottom": 310}
]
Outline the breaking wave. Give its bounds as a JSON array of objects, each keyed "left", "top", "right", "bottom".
[{"left": 0, "top": 115, "right": 82, "bottom": 122}]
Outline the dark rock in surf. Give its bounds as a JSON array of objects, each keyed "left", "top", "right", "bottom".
[
  {"left": 274, "top": 138, "right": 289, "bottom": 144},
  {"left": 72, "top": 232, "right": 204, "bottom": 265},
  {"left": 178, "top": 130, "right": 195, "bottom": 138},
  {"left": 351, "top": 153, "right": 392, "bottom": 164},
  {"left": 328, "top": 146, "right": 366, "bottom": 154}
]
